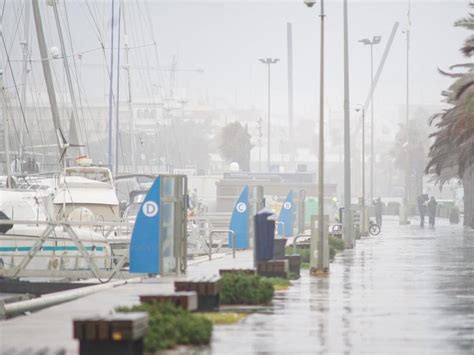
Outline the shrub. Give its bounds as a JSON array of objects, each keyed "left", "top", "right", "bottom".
[
  {"left": 285, "top": 246, "right": 310, "bottom": 263},
  {"left": 329, "top": 235, "right": 345, "bottom": 251},
  {"left": 264, "top": 277, "right": 292, "bottom": 290},
  {"left": 115, "top": 302, "right": 212, "bottom": 352},
  {"left": 220, "top": 273, "right": 274, "bottom": 305}
]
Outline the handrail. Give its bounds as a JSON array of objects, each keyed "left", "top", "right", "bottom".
[
  {"left": 208, "top": 229, "right": 236, "bottom": 260},
  {"left": 0, "top": 219, "right": 134, "bottom": 228},
  {"left": 275, "top": 221, "right": 285, "bottom": 237},
  {"left": 292, "top": 233, "right": 311, "bottom": 255}
]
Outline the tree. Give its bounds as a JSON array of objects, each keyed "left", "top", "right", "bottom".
[
  {"left": 218, "top": 122, "right": 253, "bottom": 171},
  {"left": 391, "top": 114, "right": 429, "bottom": 200},
  {"left": 426, "top": 3, "right": 474, "bottom": 227}
]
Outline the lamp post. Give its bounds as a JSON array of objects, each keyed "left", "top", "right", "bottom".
[
  {"left": 258, "top": 58, "right": 279, "bottom": 172},
  {"left": 304, "top": 0, "right": 325, "bottom": 269},
  {"left": 356, "top": 105, "right": 366, "bottom": 235},
  {"left": 359, "top": 35, "right": 381, "bottom": 202}
]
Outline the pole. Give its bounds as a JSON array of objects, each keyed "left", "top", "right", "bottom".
[
  {"left": 287, "top": 23, "right": 295, "bottom": 166},
  {"left": 267, "top": 63, "right": 271, "bottom": 172},
  {"left": 343, "top": 0, "right": 353, "bottom": 248},
  {"left": 32, "top": 0, "right": 63, "bottom": 159},
  {"left": 370, "top": 43, "right": 374, "bottom": 202},
  {"left": 361, "top": 108, "right": 366, "bottom": 234},
  {"left": 1, "top": 86, "right": 12, "bottom": 180},
  {"left": 19, "top": 0, "right": 31, "bottom": 166},
  {"left": 108, "top": 0, "right": 115, "bottom": 170},
  {"left": 114, "top": 4, "right": 122, "bottom": 175},
  {"left": 258, "top": 117, "right": 262, "bottom": 172},
  {"left": 52, "top": 0, "right": 84, "bottom": 155},
  {"left": 123, "top": 5, "right": 136, "bottom": 174},
  {"left": 405, "top": 0, "right": 411, "bottom": 217},
  {"left": 317, "top": 0, "right": 325, "bottom": 269}
]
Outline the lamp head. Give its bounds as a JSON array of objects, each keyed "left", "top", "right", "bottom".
[
  {"left": 373, "top": 35, "right": 382, "bottom": 45},
  {"left": 304, "top": 0, "right": 316, "bottom": 8},
  {"left": 359, "top": 38, "right": 371, "bottom": 45}
]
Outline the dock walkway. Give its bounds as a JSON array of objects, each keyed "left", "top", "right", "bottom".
[{"left": 0, "top": 251, "right": 253, "bottom": 353}]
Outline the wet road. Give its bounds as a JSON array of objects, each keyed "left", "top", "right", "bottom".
[{"left": 209, "top": 217, "right": 474, "bottom": 354}]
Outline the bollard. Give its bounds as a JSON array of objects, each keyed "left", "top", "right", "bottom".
[{"left": 309, "top": 215, "right": 329, "bottom": 275}]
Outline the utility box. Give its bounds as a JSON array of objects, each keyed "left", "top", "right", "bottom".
[
  {"left": 129, "top": 175, "right": 187, "bottom": 276},
  {"left": 309, "top": 214, "right": 329, "bottom": 275}
]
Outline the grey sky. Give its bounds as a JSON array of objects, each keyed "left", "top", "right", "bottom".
[{"left": 2, "top": 1, "right": 469, "bottom": 129}]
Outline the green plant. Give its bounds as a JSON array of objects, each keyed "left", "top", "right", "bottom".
[
  {"left": 198, "top": 312, "right": 247, "bottom": 325},
  {"left": 285, "top": 246, "right": 310, "bottom": 264},
  {"left": 220, "top": 273, "right": 274, "bottom": 305},
  {"left": 115, "top": 302, "right": 212, "bottom": 352},
  {"left": 329, "top": 235, "right": 345, "bottom": 251},
  {"left": 264, "top": 277, "right": 292, "bottom": 291}
]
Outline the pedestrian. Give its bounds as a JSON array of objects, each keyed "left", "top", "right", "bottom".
[
  {"left": 417, "top": 194, "right": 428, "bottom": 228},
  {"left": 374, "top": 197, "right": 383, "bottom": 227},
  {"left": 427, "top": 196, "right": 438, "bottom": 228}
]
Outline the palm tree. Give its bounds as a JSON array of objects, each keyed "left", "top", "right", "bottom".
[{"left": 426, "top": 3, "right": 474, "bottom": 227}]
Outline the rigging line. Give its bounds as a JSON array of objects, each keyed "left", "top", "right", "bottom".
[
  {"left": 5, "top": 1, "right": 24, "bottom": 61},
  {"left": 83, "top": 0, "right": 104, "bottom": 44},
  {"left": 0, "top": 0, "right": 6, "bottom": 24},
  {"left": 135, "top": 1, "right": 161, "bottom": 102},
  {"left": 62, "top": 0, "right": 90, "bottom": 155},
  {"left": 3, "top": 93, "right": 21, "bottom": 144},
  {"left": 142, "top": 0, "right": 166, "bottom": 96},
  {"left": 27, "top": 60, "right": 47, "bottom": 157},
  {"left": 0, "top": 32, "right": 30, "bottom": 134},
  {"left": 129, "top": 1, "right": 154, "bottom": 102}
]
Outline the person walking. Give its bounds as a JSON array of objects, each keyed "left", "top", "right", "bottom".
[
  {"left": 427, "top": 196, "right": 438, "bottom": 229},
  {"left": 417, "top": 194, "right": 428, "bottom": 228},
  {"left": 374, "top": 198, "right": 383, "bottom": 228}
]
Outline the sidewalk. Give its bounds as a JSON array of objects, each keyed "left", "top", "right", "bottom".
[
  {"left": 0, "top": 251, "right": 253, "bottom": 353},
  {"left": 1, "top": 218, "right": 473, "bottom": 354},
  {"left": 209, "top": 217, "right": 474, "bottom": 354}
]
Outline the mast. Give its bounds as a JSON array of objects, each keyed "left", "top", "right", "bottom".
[
  {"left": 0, "top": 72, "right": 12, "bottom": 182},
  {"left": 19, "top": 0, "right": 31, "bottom": 166},
  {"left": 32, "top": 0, "right": 65, "bottom": 162},
  {"left": 123, "top": 4, "right": 137, "bottom": 173},
  {"left": 51, "top": 0, "right": 84, "bottom": 155},
  {"left": 286, "top": 23, "right": 295, "bottom": 166},
  {"left": 114, "top": 4, "right": 122, "bottom": 175},
  {"left": 108, "top": 0, "right": 115, "bottom": 170}
]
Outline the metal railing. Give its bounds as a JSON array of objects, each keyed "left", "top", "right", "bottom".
[
  {"left": 275, "top": 221, "right": 285, "bottom": 237},
  {"left": 208, "top": 229, "right": 236, "bottom": 260},
  {"left": 292, "top": 233, "right": 311, "bottom": 255}
]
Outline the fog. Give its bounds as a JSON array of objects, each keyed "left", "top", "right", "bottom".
[{"left": 0, "top": 0, "right": 469, "bottom": 201}]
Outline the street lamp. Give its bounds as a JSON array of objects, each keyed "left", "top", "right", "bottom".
[
  {"left": 304, "top": 0, "right": 326, "bottom": 271},
  {"left": 359, "top": 35, "right": 381, "bottom": 203},
  {"left": 355, "top": 105, "right": 366, "bottom": 235},
  {"left": 258, "top": 57, "right": 279, "bottom": 172}
]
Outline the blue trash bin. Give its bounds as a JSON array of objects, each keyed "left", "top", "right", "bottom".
[{"left": 255, "top": 210, "right": 275, "bottom": 261}]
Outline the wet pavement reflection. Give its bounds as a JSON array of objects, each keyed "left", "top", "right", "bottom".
[{"left": 207, "top": 218, "right": 474, "bottom": 354}]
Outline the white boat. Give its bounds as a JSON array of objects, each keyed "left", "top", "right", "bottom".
[
  {"left": 53, "top": 166, "right": 120, "bottom": 223},
  {"left": 0, "top": 188, "right": 113, "bottom": 273}
]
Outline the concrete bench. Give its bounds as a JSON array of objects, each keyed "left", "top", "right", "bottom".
[
  {"left": 73, "top": 312, "right": 148, "bottom": 355},
  {"left": 219, "top": 268, "right": 256, "bottom": 276},
  {"left": 174, "top": 276, "right": 221, "bottom": 311},
  {"left": 1, "top": 348, "right": 65, "bottom": 355},
  {"left": 139, "top": 291, "right": 198, "bottom": 311},
  {"left": 257, "top": 260, "right": 289, "bottom": 279}
]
